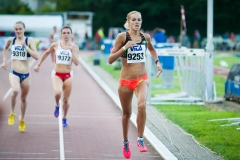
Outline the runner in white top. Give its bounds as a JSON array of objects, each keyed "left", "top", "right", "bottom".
[
  {"left": 34, "top": 26, "right": 79, "bottom": 127},
  {"left": 108, "top": 11, "right": 162, "bottom": 159},
  {"left": 1, "top": 21, "right": 39, "bottom": 132},
  {"left": 55, "top": 41, "right": 73, "bottom": 65}
]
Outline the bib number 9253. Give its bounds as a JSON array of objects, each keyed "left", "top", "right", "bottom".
[{"left": 127, "top": 53, "right": 144, "bottom": 61}]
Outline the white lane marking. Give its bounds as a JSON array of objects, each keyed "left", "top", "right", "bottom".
[
  {"left": 79, "top": 56, "right": 178, "bottom": 160},
  {"left": 2, "top": 88, "right": 12, "bottom": 101},
  {"left": 58, "top": 100, "right": 65, "bottom": 160}
]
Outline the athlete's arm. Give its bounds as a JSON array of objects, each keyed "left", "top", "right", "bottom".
[
  {"left": 71, "top": 44, "right": 79, "bottom": 66},
  {"left": 145, "top": 33, "right": 162, "bottom": 77},
  {"left": 144, "top": 33, "right": 159, "bottom": 62},
  {"left": 108, "top": 33, "right": 125, "bottom": 64},
  {"left": 1, "top": 37, "right": 12, "bottom": 71},
  {"left": 108, "top": 32, "right": 137, "bottom": 64},
  {"left": 34, "top": 42, "right": 56, "bottom": 72},
  {"left": 24, "top": 37, "right": 39, "bottom": 60}
]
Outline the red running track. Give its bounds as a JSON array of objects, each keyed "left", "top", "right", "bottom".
[{"left": 0, "top": 51, "right": 162, "bottom": 160}]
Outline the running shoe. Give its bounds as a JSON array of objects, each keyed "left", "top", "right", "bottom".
[
  {"left": 19, "top": 119, "right": 26, "bottom": 132},
  {"left": 62, "top": 118, "right": 68, "bottom": 127},
  {"left": 137, "top": 138, "right": 147, "bottom": 152},
  {"left": 123, "top": 141, "right": 131, "bottom": 159},
  {"left": 54, "top": 106, "right": 59, "bottom": 118},
  {"left": 8, "top": 113, "right": 15, "bottom": 126}
]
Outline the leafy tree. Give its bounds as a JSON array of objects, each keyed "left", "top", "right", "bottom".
[{"left": 0, "top": 0, "right": 33, "bottom": 14}]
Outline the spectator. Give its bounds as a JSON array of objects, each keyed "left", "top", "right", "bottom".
[
  {"left": 179, "top": 31, "right": 190, "bottom": 48},
  {"left": 83, "top": 30, "right": 89, "bottom": 50},
  {"left": 167, "top": 35, "right": 175, "bottom": 43},
  {"left": 95, "top": 27, "right": 105, "bottom": 49},
  {"left": 222, "top": 31, "right": 230, "bottom": 40},
  {"left": 49, "top": 26, "right": 60, "bottom": 61},
  {"left": 153, "top": 28, "right": 166, "bottom": 43},
  {"left": 193, "top": 29, "right": 201, "bottom": 48},
  {"left": 229, "top": 32, "right": 236, "bottom": 51}
]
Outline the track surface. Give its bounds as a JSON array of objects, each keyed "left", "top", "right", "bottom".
[{"left": 0, "top": 51, "right": 161, "bottom": 160}]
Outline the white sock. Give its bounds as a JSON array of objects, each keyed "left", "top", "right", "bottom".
[{"left": 138, "top": 137, "right": 144, "bottom": 141}]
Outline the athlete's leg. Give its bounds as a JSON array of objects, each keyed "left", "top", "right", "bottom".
[
  {"left": 19, "top": 76, "right": 30, "bottom": 120},
  {"left": 9, "top": 73, "right": 20, "bottom": 113},
  {"left": 51, "top": 76, "right": 63, "bottom": 106},
  {"left": 62, "top": 77, "right": 72, "bottom": 119},
  {"left": 118, "top": 84, "right": 133, "bottom": 141},
  {"left": 134, "top": 79, "right": 149, "bottom": 138}
]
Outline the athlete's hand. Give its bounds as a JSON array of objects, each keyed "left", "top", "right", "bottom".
[
  {"left": 34, "top": 65, "right": 40, "bottom": 72},
  {"left": 1, "top": 61, "right": 7, "bottom": 71},
  {"left": 125, "top": 41, "right": 137, "bottom": 49},
  {"left": 156, "top": 62, "right": 162, "bottom": 78},
  {"left": 21, "top": 41, "right": 27, "bottom": 48}
]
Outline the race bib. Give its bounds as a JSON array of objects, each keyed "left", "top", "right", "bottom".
[
  {"left": 11, "top": 45, "right": 27, "bottom": 60},
  {"left": 127, "top": 45, "right": 146, "bottom": 63},
  {"left": 55, "top": 50, "right": 72, "bottom": 65}
]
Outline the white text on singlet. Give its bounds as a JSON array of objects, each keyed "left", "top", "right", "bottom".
[
  {"left": 11, "top": 45, "right": 27, "bottom": 60},
  {"left": 127, "top": 44, "right": 146, "bottom": 63},
  {"left": 55, "top": 49, "right": 72, "bottom": 65}
]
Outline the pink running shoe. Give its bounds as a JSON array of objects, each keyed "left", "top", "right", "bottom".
[
  {"left": 137, "top": 138, "right": 148, "bottom": 152},
  {"left": 123, "top": 141, "right": 131, "bottom": 159}
]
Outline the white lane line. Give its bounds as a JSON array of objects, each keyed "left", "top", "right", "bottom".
[
  {"left": 2, "top": 88, "right": 12, "bottom": 101},
  {"left": 58, "top": 100, "right": 65, "bottom": 160},
  {"left": 79, "top": 56, "right": 178, "bottom": 160}
]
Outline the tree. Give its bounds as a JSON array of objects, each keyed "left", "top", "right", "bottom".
[{"left": 0, "top": 0, "right": 33, "bottom": 14}]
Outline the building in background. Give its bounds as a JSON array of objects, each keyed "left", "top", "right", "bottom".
[{"left": 0, "top": 11, "right": 94, "bottom": 50}]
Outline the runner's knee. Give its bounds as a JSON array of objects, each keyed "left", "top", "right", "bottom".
[
  {"left": 11, "top": 89, "right": 19, "bottom": 97},
  {"left": 123, "top": 111, "right": 132, "bottom": 119},
  {"left": 137, "top": 102, "right": 146, "bottom": 113},
  {"left": 62, "top": 98, "right": 69, "bottom": 104},
  {"left": 54, "top": 91, "right": 61, "bottom": 97},
  {"left": 20, "top": 97, "right": 27, "bottom": 103}
]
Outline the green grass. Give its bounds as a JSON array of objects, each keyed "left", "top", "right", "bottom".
[
  {"left": 156, "top": 105, "right": 240, "bottom": 160},
  {"left": 90, "top": 55, "right": 240, "bottom": 160},
  {"left": 214, "top": 54, "right": 240, "bottom": 69},
  {"left": 214, "top": 75, "right": 226, "bottom": 97}
]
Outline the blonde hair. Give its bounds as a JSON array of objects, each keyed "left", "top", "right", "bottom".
[
  {"left": 123, "top": 11, "right": 141, "bottom": 29},
  {"left": 15, "top": 21, "right": 25, "bottom": 28}
]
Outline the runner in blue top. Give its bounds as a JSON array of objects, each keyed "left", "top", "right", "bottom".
[{"left": 1, "top": 21, "right": 39, "bottom": 132}]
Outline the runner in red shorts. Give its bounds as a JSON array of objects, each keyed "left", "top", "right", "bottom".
[{"left": 34, "top": 26, "right": 79, "bottom": 127}]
